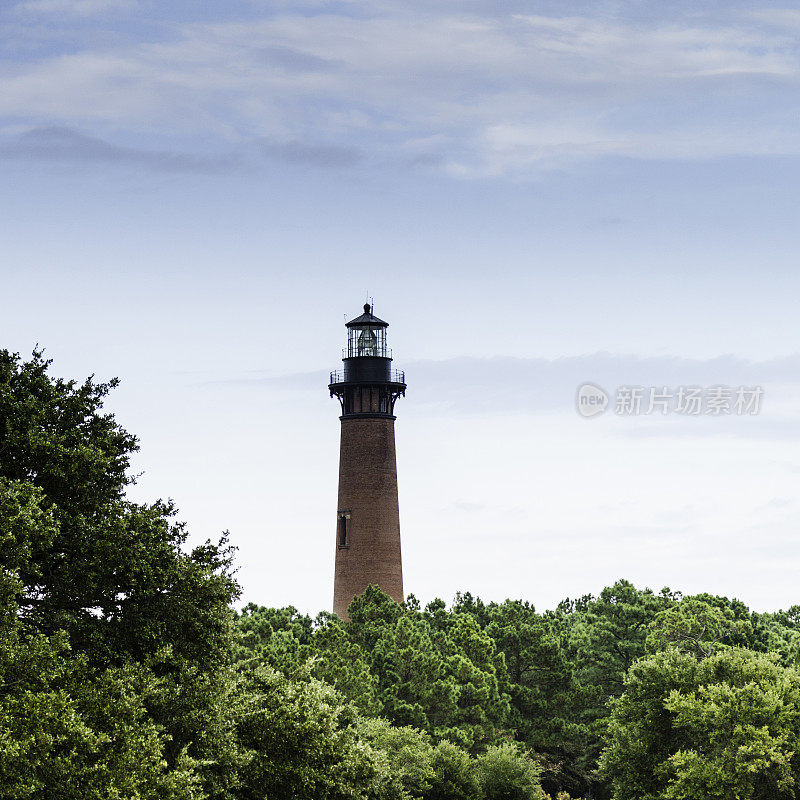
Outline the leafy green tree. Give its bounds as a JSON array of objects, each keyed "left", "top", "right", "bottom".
[
  {"left": 647, "top": 597, "right": 753, "bottom": 659},
  {"left": 484, "top": 601, "right": 575, "bottom": 745},
  {"left": 0, "top": 349, "right": 238, "bottom": 661},
  {"left": 0, "top": 478, "right": 57, "bottom": 615},
  {"left": 753, "top": 607, "right": 800, "bottom": 669},
  {"left": 559, "top": 580, "right": 678, "bottom": 783},
  {"left": 600, "top": 648, "right": 800, "bottom": 800},
  {"left": 485, "top": 600, "right": 584, "bottom": 796},
  {"left": 437, "top": 612, "right": 510, "bottom": 750},
  {"left": 234, "top": 664, "right": 378, "bottom": 800},
  {"left": 450, "top": 592, "right": 491, "bottom": 628},
  {"left": 0, "top": 350, "right": 134, "bottom": 515},
  {"left": 427, "top": 740, "right": 481, "bottom": 800},
  {"left": 233, "top": 605, "right": 384, "bottom": 713},
  {"left": 0, "top": 349, "right": 240, "bottom": 798},
  {"left": 234, "top": 603, "right": 312, "bottom": 675},
  {"left": 476, "top": 742, "right": 544, "bottom": 800},
  {"left": 0, "top": 640, "right": 202, "bottom": 799},
  {"left": 687, "top": 592, "right": 757, "bottom": 649},
  {"left": 371, "top": 612, "right": 458, "bottom": 734},
  {"left": 351, "top": 589, "right": 509, "bottom": 750},
  {"left": 312, "top": 616, "right": 383, "bottom": 714},
  {"left": 0, "top": 477, "right": 200, "bottom": 799},
  {"left": 566, "top": 580, "right": 678, "bottom": 698},
  {"left": 347, "top": 585, "right": 405, "bottom": 652},
  {"left": 358, "top": 717, "right": 435, "bottom": 800}
]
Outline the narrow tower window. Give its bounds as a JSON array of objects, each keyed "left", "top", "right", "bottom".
[{"left": 337, "top": 511, "right": 351, "bottom": 548}]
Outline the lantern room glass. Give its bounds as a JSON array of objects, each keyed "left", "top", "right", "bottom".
[{"left": 347, "top": 326, "right": 388, "bottom": 357}]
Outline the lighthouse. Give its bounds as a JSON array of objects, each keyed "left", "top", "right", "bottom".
[{"left": 329, "top": 304, "right": 406, "bottom": 618}]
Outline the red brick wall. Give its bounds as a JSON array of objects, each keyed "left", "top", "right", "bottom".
[{"left": 333, "top": 416, "right": 404, "bottom": 618}]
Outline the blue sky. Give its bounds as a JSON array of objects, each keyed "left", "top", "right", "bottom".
[{"left": 3, "top": 0, "right": 800, "bottom": 613}]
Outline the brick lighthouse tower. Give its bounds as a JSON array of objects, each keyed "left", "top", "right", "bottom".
[{"left": 329, "top": 304, "right": 406, "bottom": 618}]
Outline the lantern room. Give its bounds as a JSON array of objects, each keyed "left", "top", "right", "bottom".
[
  {"left": 329, "top": 302, "right": 406, "bottom": 418},
  {"left": 345, "top": 304, "right": 390, "bottom": 358}
]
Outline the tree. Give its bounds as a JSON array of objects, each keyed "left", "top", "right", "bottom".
[
  {"left": 600, "top": 648, "right": 800, "bottom": 800},
  {"left": 349, "top": 588, "right": 510, "bottom": 750},
  {"left": 358, "top": 717, "right": 435, "bottom": 800},
  {"left": 312, "top": 617, "right": 383, "bottom": 715},
  {"left": 484, "top": 600, "right": 583, "bottom": 796},
  {"left": 0, "top": 477, "right": 200, "bottom": 799},
  {"left": 371, "top": 612, "right": 458, "bottom": 734},
  {"left": 0, "top": 349, "right": 239, "bottom": 664},
  {"left": 565, "top": 580, "right": 677, "bottom": 697},
  {"left": 476, "top": 742, "right": 544, "bottom": 800},
  {"left": 646, "top": 597, "right": 753, "bottom": 659},
  {"left": 234, "top": 603, "right": 312, "bottom": 675},
  {"left": 426, "top": 740, "right": 481, "bottom": 800},
  {"left": 753, "top": 607, "right": 800, "bottom": 669},
  {"left": 234, "top": 664, "right": 378, "bottom": 800},
  {"left": 437, "top": 612, "right": 510, "bottom": 750},
  {"left": 0, "top": 349, "right": 241, "bottom": 797},
  {"left": 347, "top": 585, "right": 405, "bottom": 652},
  {"left": 559, "top": 580, "right": 678, "bottom": 783}
]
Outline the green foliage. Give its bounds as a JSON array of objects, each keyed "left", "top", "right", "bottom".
[
  {"left": 600, "top": 648, "right": 800, "bottom": 800},
  {"left": 565, "top": 580, "right": 678, "bottom": 698},
  {"left": 372, "top": 613, "right": 457, "bottom": 733},
  {"left": 234, "top": 664, "right": 378, "bottom": 800},
  {"left": 234, "top": 602, "right": 312, "bottom": 674},
  {"left": 484, "top": 599, "right": 581, "bottom": 791},
  {"left": 358, "top": 717, "right": 435, "bottom": 799},
  {"left": 0, "top": 643, "right": 201, "bottom": 799},
  {"left": 0, "top": 349, "right": 239, "bottom": 662},
  {"left": 312, "top": 617, "right": 383, "bottom": 714},
  {"left": 0, "top": 476, "right": 201, "bottom": 799},
  {"left": 385, "top": 597, "right": 510, "bottom": 748},
  {"left": 435, "top": 612, "right": 510, "bottom": 749},
  {"left": 427, "top": 740, "right": 481, "bottom": 800},
  {"left": 0, "top": 350, "right": 239, "bottom": 797},
  {"left": 337, "top": 586, "right": 511, "bottom": 751},
  {"left": 0, "top": 348, "right": 135, "bottom": 515},
  {"left": 476, "top": 742, "right": 544, "bottom": 800},
  {"left": 348, "top": 584, "right": 406, "bottom": 651},
  {"left": 0, "top": 478, "right": 57, "bottom": 613},
  {"left": 555, "top": 579, "right": 677, "bottom": 787},
  {"left": 647, "top": 596, "right": 754, "bottom": 658},
  {"left": 753, "top": 607, "right": 800, "bottom": 669}
]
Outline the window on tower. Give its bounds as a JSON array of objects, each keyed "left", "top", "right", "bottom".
[{"left": 337, "top": 511, "right": 351, "bottom": 548}]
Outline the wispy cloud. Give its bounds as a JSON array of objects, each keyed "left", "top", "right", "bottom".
[
  {"left": 14, "top": 0, "right": 135, "bottom": 16},
  {"left": 0, "top": 126, "right": 240, "bottom": 172},
  {"left": 207, "top": 351, "right": 800, "bottom": 427},
  {"left": 257, "top": 44, "right": 339, "bottom": 73},
  {"left": 744, "top": 9, "right": 800, "bottom": 31},
  {"left": 259, "top": 138, "right": 362, "bottom": 167},
  {"left": 2, "top": 4, "right": 800, "bottom": 176}
]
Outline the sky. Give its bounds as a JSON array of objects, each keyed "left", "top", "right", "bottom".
[{"left": 2, "top": 0, "right": 800, "bottom": 614}]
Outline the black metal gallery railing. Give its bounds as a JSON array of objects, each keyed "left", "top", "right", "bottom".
[{"left": 330, "top": 369, "right": 405, "bottom": 385}]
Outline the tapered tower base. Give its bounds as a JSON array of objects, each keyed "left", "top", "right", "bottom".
[{"left": 333, "top": 416, "right": 403, "bottom": 618}]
